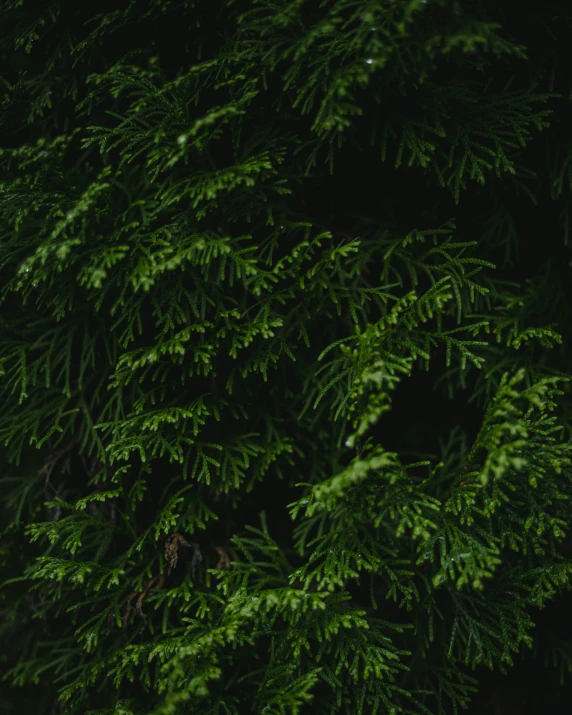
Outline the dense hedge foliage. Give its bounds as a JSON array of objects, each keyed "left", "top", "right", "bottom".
[{"left": 2, "top": 1, "right": 572, "bottom": 713}]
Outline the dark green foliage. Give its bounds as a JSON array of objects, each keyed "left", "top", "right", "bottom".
[{"left": 2, "top": 1, "right": 572, "bottom": 713}]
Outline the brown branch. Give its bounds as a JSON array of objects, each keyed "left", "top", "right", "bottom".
[
  {"left": 135, "top": 574, "right": 165, "bottom": 619},
  {"left": 214, "top": 546, "right": 231, "bottom": 570}
]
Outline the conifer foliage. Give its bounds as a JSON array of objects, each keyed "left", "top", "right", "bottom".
[{"left": 2, "top": 1, "right": 572, "bottom": 713}]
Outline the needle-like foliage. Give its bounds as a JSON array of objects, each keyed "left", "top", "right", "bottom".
[{"left": 2, "top": 1, "right": 572, "bottom": 713}]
